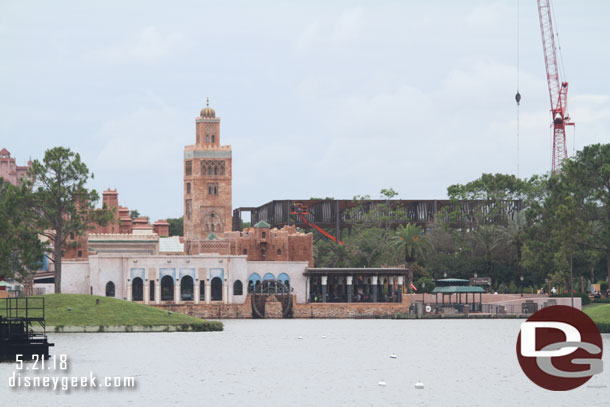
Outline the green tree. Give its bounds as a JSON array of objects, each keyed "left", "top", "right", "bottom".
[
  {"left": 551, "top": 195, "right": 588, "bottom": 306},
  {"left": 167, "top": 216, "right": 183, "bottom": 236},
  {"left": 446, "top": 173, "right": 529, "bottom": 228},
  {"left": 30, "top": 147, "right": 113, "bottom": 293},
  {"left": 350, "top": 227, "right": 389, "bottom": 267},
  {"left": 314, "top": 238, "right": 353, "bottom": 268},
  {"left": 0, "top": 179, "right": 46, "bottom": 280},
  {"left": 561, "top": 143, "right": 610, "bottom": 282},
  {"left": 470, "top": 224, "right": 505, "bottom": 277},
  {"left": 391, "top": 224, "right": 433, "bottom": 292},
  {"left": 129, "top": 209, "right": 141, "bottom": 220}
]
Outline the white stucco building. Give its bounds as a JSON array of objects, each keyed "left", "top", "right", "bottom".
[{"left": 60, "top": 232, "right": 308, "bottom": 305}]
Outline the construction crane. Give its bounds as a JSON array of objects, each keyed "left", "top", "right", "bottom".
[{"left": 537, "top": 0, "right": 574, "bottom": 172}]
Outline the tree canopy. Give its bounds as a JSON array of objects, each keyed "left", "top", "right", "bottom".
[
  {"left": 30, "top": 147, "right": 113, "bottom": 293},
  {"left": 0, "top": 179, "right": 46, "bottom": 280}
]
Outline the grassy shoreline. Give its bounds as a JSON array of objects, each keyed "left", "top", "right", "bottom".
[
  {"left": 30, "top": 294, "right": 222, "bottom": 332},
  {"left": 583, "top": 303, "right": 610, "bottom": 333}
]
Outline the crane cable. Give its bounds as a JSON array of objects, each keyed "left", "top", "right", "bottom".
[
  {"left": 515, "top": 0, "right": 521, "bottom": 178},
  {"left": 550, "top": 0, "right": 568, "bottom": 82}
]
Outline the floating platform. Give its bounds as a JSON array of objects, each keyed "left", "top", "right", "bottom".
[{"left": 0, "top": 297, "right": 53, "bottom": 361}]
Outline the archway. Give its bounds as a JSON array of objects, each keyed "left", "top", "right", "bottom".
[
  {"left": 181, "top": 276, "right": 194, "bottom": 301},
  {"left": 105, "top": 281, "right": 115, "bottom": 297},
  {"left": 233, "top": 280, "right": 243, "bottom": 296},
  {"left": 161, "top": 275, "right": 174, "bottom": 301},
  {"left": 211, "top": 277, "right": 223, "bottom": 301},
  {"left": 247, "top": 273, "right": 261, "bottom": 293},
  {"left": 277, "top": 273, "right": 290, "bottom": 290},
  {"left": 132, "top": 277, "right": 143, "bottom": 301}
]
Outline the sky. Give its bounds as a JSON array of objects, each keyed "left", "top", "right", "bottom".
[{"left": 1, "top": 0, "right": 609, "bottom": 222}]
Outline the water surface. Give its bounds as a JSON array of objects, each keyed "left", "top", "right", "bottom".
[{"left": 2, "top": 319, "right": 609, "bottom": 406}]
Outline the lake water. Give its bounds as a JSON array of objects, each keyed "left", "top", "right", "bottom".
[{"left": 2, "top": 319, "right": 609, "bottom": 406}]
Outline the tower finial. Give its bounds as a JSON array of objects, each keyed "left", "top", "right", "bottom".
[{"left": 206, "top": 97, "right": 209, "bottom": 107}]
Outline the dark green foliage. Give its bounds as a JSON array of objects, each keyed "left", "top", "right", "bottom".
[
  {"left": 166, "top": 216, "right": 183, "bottom": 236},
  {"left": 0, "top": 179, "right": 46, "bottom": 279},
  {"left": 30, "top": 147, "right": 114, "bottom": 293},
  {"left": 317, "top": 144, "right": 610, "bottom": 293}
]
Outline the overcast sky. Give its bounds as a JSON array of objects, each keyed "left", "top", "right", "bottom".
[{"left": 1, "top": 1, "right": 609, "bottom": 221}]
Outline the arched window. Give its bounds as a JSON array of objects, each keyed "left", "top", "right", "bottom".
[
  {"left": 243, "top": 249, "right": 247, "bottom": 255},
  {"left": 277, "top": 249, "right": 281, "bottom": 255},
  {"left": 248, "top": 273, "right": 261, "bottom": 293},
  {"left": 208, "top": 167, "right": 212, "bottom": 175},
  {"left": 214, "top": 167, "right": 218, "bottom": 175},
  {"left": 211, "top": 277, "right": 222, "bottom": 301},
  {"left": 278, "top": 273, "right": 290, "bottom": 290},
  {"left": 161, "top": 275, "right": 174, "bottom": 301},
  {"left": 105, "top": 281, "right": 115, "bottom": 297},
  {"left": 206, "top": 135, "right": 209, "bottom": 143},
  {"left": 212, "top": 135, "right": 215, "bottom": 143},
  {"left": 211, "top": 224, "right": 215, "bottom": 232},
  {"left": 77, "top": 250, "right": 82, "bottom": 258},
  {"left": 262, "top": 232, "right": 266, "bottom": 239},
  {"left": 233, "top": 280, "right": 243, "bottom": 296},
  {"left": 132, "top": 277, "right": 143, "bottom": 301},
  {"left": 181, "top": 276, "right": 194, "bottom": 301}
]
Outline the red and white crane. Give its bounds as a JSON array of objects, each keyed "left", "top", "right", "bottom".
[{"left": 537, "top": 0, "right": 574, "bottom": 172}]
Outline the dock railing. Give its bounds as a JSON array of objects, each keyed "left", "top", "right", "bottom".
[{"left": 0, "top": 297, "right": 46, "bottom": 333}]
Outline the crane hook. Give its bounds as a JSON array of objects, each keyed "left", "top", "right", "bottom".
[{"left": 515, "top": 92, "right": 521, "bottom": 106}]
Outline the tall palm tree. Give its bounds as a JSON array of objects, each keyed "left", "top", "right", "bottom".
[
  {"left": 470, "top": 224, "right": 504, "bottom": 278},
  {"left": 498, "top": 211, "right": 527, "bottom": 282},
  {"left": 391, "top": 224, "right": 433, "bottom": 293}
]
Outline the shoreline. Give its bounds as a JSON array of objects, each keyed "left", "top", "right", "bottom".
[{"left": 33, "top": 323, "right": 223, "bottom": 333}]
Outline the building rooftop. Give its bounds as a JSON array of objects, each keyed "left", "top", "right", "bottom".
[
  {"left": 88, "top": 233, "right": 159, "bottom": 241},
  {"left": 431, "top": 286, "right": 486, "bottom": 294},
  {"left": 253, "top": 220, "right": 271, "bottom": 229},
  {"left": 159, "top": 236, "right": 184, "bottom": 253}
]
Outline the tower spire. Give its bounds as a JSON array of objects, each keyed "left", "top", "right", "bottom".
[{"left": 206, "top": 96, "right": 209, "bottom": 107}]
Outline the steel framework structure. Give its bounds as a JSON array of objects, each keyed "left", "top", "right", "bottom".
[{"left": 537, "top": 0, "right": 574, "bottom": 172}]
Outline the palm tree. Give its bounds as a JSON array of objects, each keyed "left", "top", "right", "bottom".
[
  {"left": 498, "top": 211, "right": 527, "bottom": 283},
  {"left": 391, "top": 224, "right": 433, "bottom": 293},
  {"left": 470, "top": 224, "right": 504, "bottom": 278}
]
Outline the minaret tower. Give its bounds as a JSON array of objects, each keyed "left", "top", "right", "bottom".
[{"left": 183, "top": 98, "right": 232, "bottom": 251}]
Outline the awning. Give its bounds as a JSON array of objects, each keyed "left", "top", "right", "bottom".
[{"left": 431, "top": 285, "right": 486, "bottom": 294}]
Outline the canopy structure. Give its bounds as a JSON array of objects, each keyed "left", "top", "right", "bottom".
[{"left": 431, "top": 285, "right": 485, "bottom": 312}]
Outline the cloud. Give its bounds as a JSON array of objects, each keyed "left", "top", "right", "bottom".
[
  {"left": 295, "top": 7, "right": 365, "bottom": 50},
  {"left": 85, "top": 26, "right": 190, "bottom": 64},
  {"left": 94, "top": 96, "right": 190, "bottom": 175}
]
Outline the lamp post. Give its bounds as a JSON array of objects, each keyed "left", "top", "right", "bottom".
[
  {"left": 520, "top": 275, "right": 524, "bottom": 297},
  {"left": 422, "top": 281, "right": 426, "bottom": 306}
]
